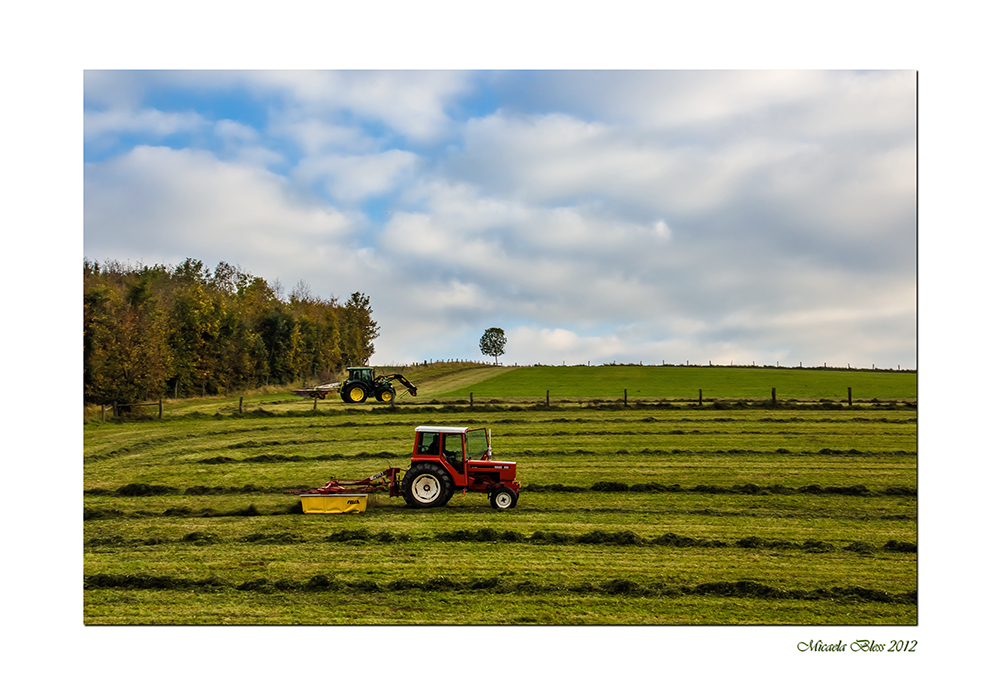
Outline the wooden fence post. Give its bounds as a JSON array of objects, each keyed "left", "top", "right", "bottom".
[
  {"left": 470, "top": 392, "right": 474, "bottom": 407},
  {"left": 101, "top": 404, "right": 105, "bottom": 422},
  {"left": 848, "top": 387, "right": 852, "bottom": 406},
  {"left": 546, "top": 390, "right": 550, "bottom": 407},
  {"left": 158, "top": 399, "right": 163, "bottom": 419},
  {"left": 313, "top": 396, "right": 317, "bottom": 411},
  {"left": 699, "top": 389, "right": 703, "bottom": 406},
  {"left": 771, "top": 387, "right": 776, "bottom": 404},
  {"left": 239, "top": 397, "right": 243, "bottom": 414},
  {"left": 624, "top": 389, "right": 627, "bottom": 405}
]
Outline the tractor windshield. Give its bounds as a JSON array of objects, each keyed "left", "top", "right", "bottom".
[{"left": 466, "top": 428, "right": 489, "bottom": 460}]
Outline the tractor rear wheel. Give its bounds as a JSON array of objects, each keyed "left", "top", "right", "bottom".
[
  {"left": 440, "top": 486, "right": 456, "bottom": 505},
  {"left": 402, "top": 463, "right": 454, "bottom": 508},
  {"left": 490, "top": 487, "right": 518, "bottom": 510},
  {"left": 346, "top": 384, "right": 368, "bottom": 403}
]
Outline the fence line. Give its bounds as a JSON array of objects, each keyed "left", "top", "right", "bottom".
[
  {"left": 91, "top": 385, "right": 909, "bottom": 423},
  {"left": 461, "top": 387, "right": 895, "bottom": 408},
  {"left": 102, "top": 400, "right": 163, "bottom": 421}
]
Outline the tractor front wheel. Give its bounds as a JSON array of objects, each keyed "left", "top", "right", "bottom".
[
  {"left": 490, "top": 487, "right": 518, "bottom": 510},
  {"left": 376, "top": 388, "right": 395, "bottom": 403},
  {"left": 402, "top": 463, "right": 454, "bottom": 508}
]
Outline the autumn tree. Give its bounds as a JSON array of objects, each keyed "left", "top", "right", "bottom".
[
  {"left": 85, "top": 270, "right": 170, "bottom": 404},
  {"left": 83, "top": 258, "right": 378, "bottom": 402},
  {"left": 341, "top": 292, "right": 380, "bottom": 365}
]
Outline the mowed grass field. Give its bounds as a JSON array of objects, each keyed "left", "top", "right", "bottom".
[{"left": 84, "top": 364, "right": 917, "bottom": 625}]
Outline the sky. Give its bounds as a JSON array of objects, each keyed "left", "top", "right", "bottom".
[{"left": 83, "top": 70, "right": 916, "bottom": 369}]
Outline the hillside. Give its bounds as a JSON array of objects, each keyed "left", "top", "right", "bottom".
[
  {"left": 434, "top": 364, "right": 917, "bottom": 402},
  {"left": 369, "top": 362, "right": 512, "bottom": 397}
]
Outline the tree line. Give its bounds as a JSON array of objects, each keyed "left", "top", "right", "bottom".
[{"left": 84, "top": 258, "right": 379, "bottom": 405}]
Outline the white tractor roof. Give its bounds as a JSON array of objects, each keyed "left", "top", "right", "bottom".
[{"left": 415, "top": 426, "right": 469, "bottom": 434}]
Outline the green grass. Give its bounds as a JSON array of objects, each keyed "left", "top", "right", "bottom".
[
  {"left": 84, "top": 365, "right": 917, "bottom": 625},
  {"left": 84, "top": 589, "right": 916, "bottom": 626},
  {"left": 437, "top": 364, "right": 916, "bottom": 401}
]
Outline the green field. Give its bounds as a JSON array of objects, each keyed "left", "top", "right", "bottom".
[
  {"left": 84, "top": 364, "right": 917, "bottom": 625},
  {"left": 436, "top": 364, "right": 917, "bottom": 402}
]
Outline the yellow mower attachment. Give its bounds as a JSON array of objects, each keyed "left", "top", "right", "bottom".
[{"left": 300, "top": 493, "right": 369, "bottom": 513}]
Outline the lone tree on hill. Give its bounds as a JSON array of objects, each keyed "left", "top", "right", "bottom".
[{"left": 479, "top": 327, "right": 506, "bottom": 365}]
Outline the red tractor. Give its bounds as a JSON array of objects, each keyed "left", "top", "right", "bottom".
[{"left": 303, "top": 426, "right": 521, "bottom": 510}]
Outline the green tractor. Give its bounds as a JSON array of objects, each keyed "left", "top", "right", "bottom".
[{"left": 338, "top": 367, "right": 418, "bottom": 404}]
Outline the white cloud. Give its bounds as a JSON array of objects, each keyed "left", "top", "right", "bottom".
[
  {"left": 270, "top": 117, "right": 376, "bottom": 155},
  {"left": 503, "top": 326, "right": 700, "bottom": 367},
  {"left": 295, "top": 149, "right": 420, "bottom": 201},
  {"left": 84, "top": 107, "right": 207, "bottom": 140},
  {"left": 454, "top": 73, "right": 915, "bottom": 234},
  {"left": 377, "top": 182, "right": 679, "bottom": 331},
  {"left": 84, "top": 146, "right": 365, "bottom": 288},
  {"left": 246, "top": 70, "right": 473, "bottom": 142},
  {"left": 213, "top": 119, "right": 286, "bottom": 169},
  {"left": 214, "top": 119, "right": 258, "bottom": 143},
  {"left": 450, "top": 111, "right": 787, "bottom": 220}
]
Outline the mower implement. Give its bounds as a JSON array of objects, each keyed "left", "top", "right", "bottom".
[{"left": 291, "top": 382, "right": 340, "bottom": 399}]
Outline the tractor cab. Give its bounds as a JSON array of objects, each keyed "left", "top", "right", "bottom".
[
  {"left": 346, "top": 367, "right": 374, "bottom": 383},
  {"left": 414, "top": 426, "right": 483, "bottom": 473}
]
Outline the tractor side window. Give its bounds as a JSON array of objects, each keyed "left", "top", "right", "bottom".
[
  {"left": 417, "top": 433, "right": 439, "bottom": 455},
  {"left": 442, "top": 434, "right": 464, "bottom": 473}
]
